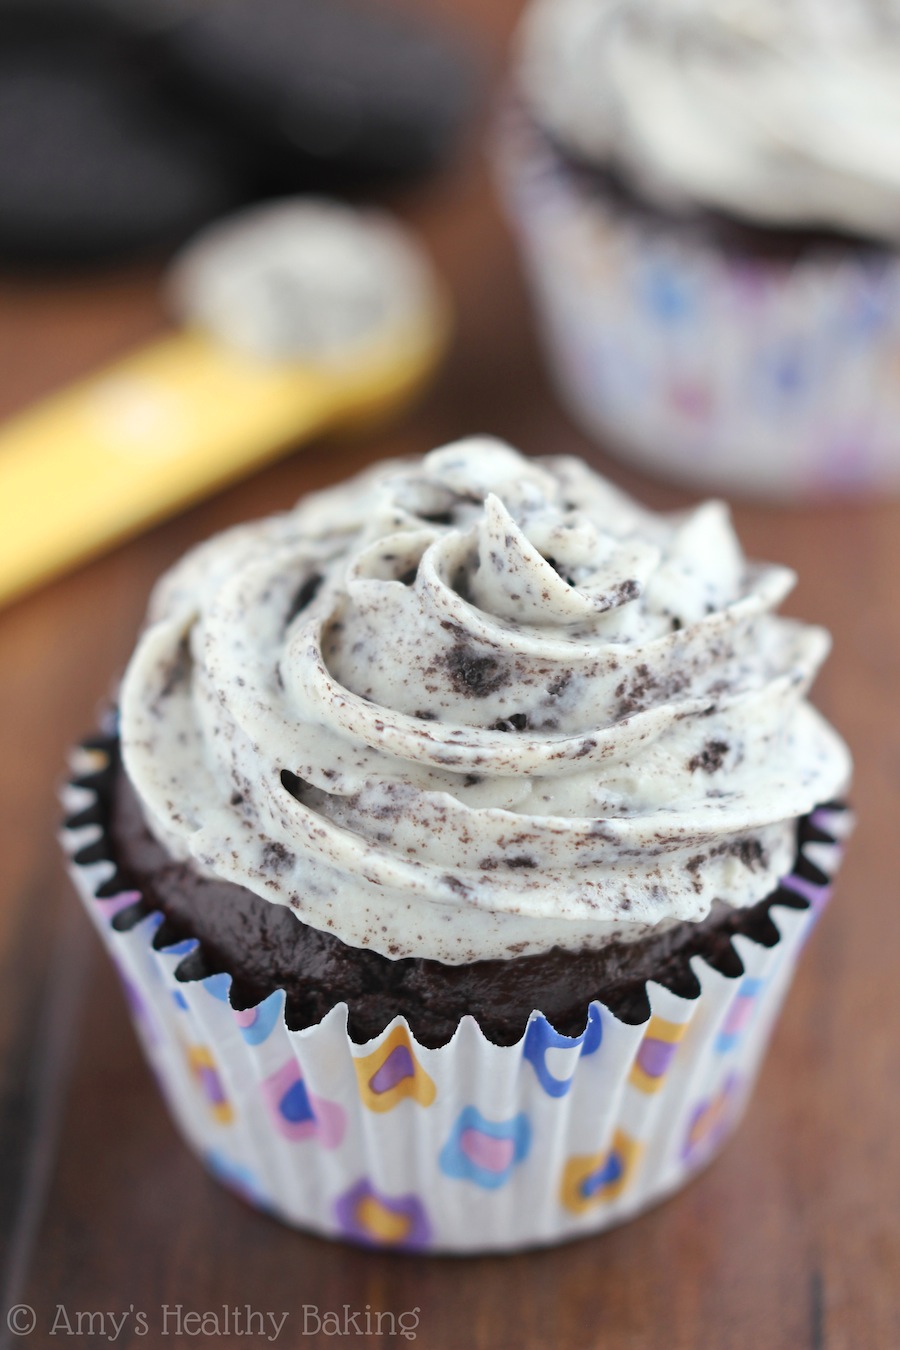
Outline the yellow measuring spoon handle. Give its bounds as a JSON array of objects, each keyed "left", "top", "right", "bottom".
[{"left": 0, "top": 316, "right": 444, "bottom": 609}]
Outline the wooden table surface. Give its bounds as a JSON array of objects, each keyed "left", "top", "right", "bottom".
[{"left": 1, "top": 3, "right": 898, "bottom": 1347}]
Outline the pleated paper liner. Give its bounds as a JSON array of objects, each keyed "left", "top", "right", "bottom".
[
  {"left": 495, "top": 102, "right": 900, "bottom": 499},
  {"left": 61, "top": 736, "right": 848, "bottom": 1253}
]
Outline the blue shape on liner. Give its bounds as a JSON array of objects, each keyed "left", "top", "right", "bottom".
[
  {"left": 158, "top": 936, "right": 199, "bottom": 957},
  {"left": 524, "top": 1005, "right": 603, "bottom": 1098},
  {"left": 773, "top": 354, "right": 805, "bottom": 395},
  {"left": 714, "top": 976, "right": 767, "bottom": 1054},
  {"left": 172, "top": 989, "right": 189, "bottom": 1011},
  {"left": 202, "top": 972, "right": 233, "bottom": 1003},
  {"left": 205, "top": 1149, "right": 272, "bottom": 1211},
  {"left": 642, "top": 263, "right": 694, "bottom": 323},
  {"left": 580, "top": 1153, "right": 623, "bottom": 1198},
  {"left": 755, "top": 342, "right": 811, "bottom": 410},
  {"left": 280, "top": 1078, "right": 316, "bottom": 1126},
  {"left": 236, "top": 991, "right": 284, "bottom": 1046},
  {"left": 846, "top": 278, "right": 891, "bottom": 339},
  {"left": 439, "top": 1107, "right": 531, "bottom": 1191}
]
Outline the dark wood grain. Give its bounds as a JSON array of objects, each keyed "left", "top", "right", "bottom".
[{"left": 1, "top": 1, "right": 899, "bottom": 1346}]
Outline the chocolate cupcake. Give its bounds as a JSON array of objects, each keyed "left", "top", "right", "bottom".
[
  {"left": 63, "top": 440, "right": 852, "bottom": 1250},
  {"left": 497, "top": 0, "right": 900, "bottom": 498}
]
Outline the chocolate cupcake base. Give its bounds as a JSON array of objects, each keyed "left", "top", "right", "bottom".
[
  {"left": 71, "top": 732, "right": 842, "bottom": 1048},
  {"left": 62, "top": 732, "right": 848, "bottom": 1252}
]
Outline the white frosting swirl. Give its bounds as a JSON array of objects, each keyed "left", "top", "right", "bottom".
[
  {"left": 120, "top": 439, "right": 850, "bottom": 963},
  {"left": 519, "top": 0, "right": 900, "bottom": 241}
]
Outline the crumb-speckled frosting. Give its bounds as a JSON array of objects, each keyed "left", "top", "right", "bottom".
[
  {"left": 519, "top": 0, "right": 900, "bottom": 242},
  {"left": 120, "top": 439, "right": 850, "bottom": 962}
]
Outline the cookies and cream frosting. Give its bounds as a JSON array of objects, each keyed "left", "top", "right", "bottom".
[
  {"left": 518, "top": 0, "right": 900, "bottom": 241},
  {"left": 120, "top": 439, "right": 850, "bottom": 962}
]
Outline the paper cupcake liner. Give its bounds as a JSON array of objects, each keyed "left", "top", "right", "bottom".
[
  {"left": 495, "top": 105, "right": 900, "bottom": 499},
  {"left": 61, "top": 739, "right": 848, "bottom": 1253}
]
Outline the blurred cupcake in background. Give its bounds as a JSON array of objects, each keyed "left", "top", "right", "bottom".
[{"left": 496, "top": 0, "right": 900, "bottom": 498}]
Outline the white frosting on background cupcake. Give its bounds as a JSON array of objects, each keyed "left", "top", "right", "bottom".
[
  {"left": 519, "top": 0, "right": 900, "bottom": 241},
  {"left": 120, "top": 439, "right": 850, "bottom": 962}
]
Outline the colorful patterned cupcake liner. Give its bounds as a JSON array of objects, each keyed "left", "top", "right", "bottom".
[
  {"left": 61, "top": 741, "right": 848, "bottom": 1253},
  {"left": 495, "top": 105, "right": 900, "bottom": 499}
]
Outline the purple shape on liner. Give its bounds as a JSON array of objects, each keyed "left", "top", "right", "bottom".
[
  {"left": 96, "top": 890, "right": 142, "bottom": 922},
  {"left": 369, "top": 1043, "right": 415, "bottom": 1094},
  {"left": 682, "top": 1074, "right": 742, "bottom": 1168},
  {"left": 728, "top": 260, "right": 770, "bottom": 310},
  {"left": 781, "top": 874, "right": 831, "bottom": 910},
  {"left": 459, "top": 1129, "right": 517, "bottom": 1174},
  {"left": 819, "top": 433, "right": 873, "bottom": 489},
  {"left": 636, "top": 1037, "right": 677, "bottom": 1080},
  {"left": 198, "top": 1066, "right": 227, "bottom": 1108},
  {"left": 810, "top": 808, "right": 844, "bottom": 834},
  {"left": 334, "top": 1180, "right": 430, "bottom": 1250},
  {"left": 119, "top": 973, "right": 145, "bottom": 1017},
  {"left": 116, "top": 968, "right": 158, "bottom": 1043},
  {"left": 669, "top": 381, "right": 712, "bottom": 423}
]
